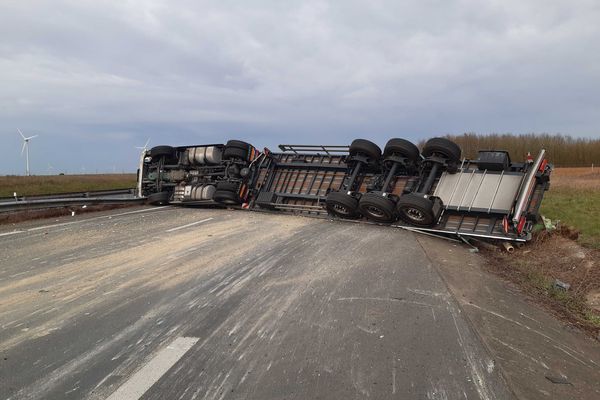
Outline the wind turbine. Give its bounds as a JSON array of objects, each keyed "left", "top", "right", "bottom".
[
  {"left": 18, "top": 129, "right": 38, "bottom": 176},
  {"left": 135, "top": 138, "right": 150, "bottom": 153}
]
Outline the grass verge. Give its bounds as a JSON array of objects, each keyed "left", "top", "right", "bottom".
[
  {"left": 540, "top": 167, "right": 600, "bottom": 249},
  {"left": 483, "top": 230, "right": 600, "bottom": 337},
  {"left": 541, "top": 188, "right": 600, "bottom": 249},
  {"left": 0, "top": 174, "right": 136, "bottom": 197}
]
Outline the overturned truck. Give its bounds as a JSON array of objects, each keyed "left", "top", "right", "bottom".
[{"left": 138, "top": 137, "right": 551, "bottom": 242}]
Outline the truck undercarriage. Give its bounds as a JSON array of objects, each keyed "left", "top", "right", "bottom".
[{"left": 138, "top": 137, "right": 551, "bottom": 242}]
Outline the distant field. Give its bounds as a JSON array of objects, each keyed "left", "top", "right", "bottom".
[
  {"left": 0, "top": 174, "right": 137, "bottom": 197},
  {"left": 541, "top": 167, "right": 600, "bottom": 248}
]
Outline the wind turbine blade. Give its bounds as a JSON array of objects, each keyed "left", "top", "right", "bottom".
[
  {"left": 144, "top": 138, "right": 150, "bottom": 148},
  {"left": 17, "top": 128, "right": 26, "bottom": 139},
  {"left": 26, "top": 135, "right": 39, "bottom": 140},
  {"left": 21, "top": 142, "right": 26, "bottom": 155}
]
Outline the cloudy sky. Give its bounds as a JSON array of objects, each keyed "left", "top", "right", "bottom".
[{"left": 1, "top": 0, "right": 599, "bottom": 175}]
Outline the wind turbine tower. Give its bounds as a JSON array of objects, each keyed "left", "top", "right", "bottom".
[{"left": 18, "top": 129, "right": 39, "bottom": 176}]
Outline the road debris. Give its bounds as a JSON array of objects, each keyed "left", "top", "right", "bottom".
[{"left": 553, "top": 279, "right": 571, "bottom": 291}]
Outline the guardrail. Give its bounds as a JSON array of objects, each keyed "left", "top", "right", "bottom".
[
  {"left": 0, "top": 188, "right": 144, "bottom": 213},
  {"left": 0, "top": 197, "right": 145, "bottom": 213},
  {"left": 0, "top": 188, "right": 136, "bottom": 203}
]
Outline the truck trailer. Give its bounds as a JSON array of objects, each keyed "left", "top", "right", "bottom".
[{"left": 137, "top": 137, "right": 552, "bottom": 243}]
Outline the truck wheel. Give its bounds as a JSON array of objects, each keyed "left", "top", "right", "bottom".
[
  {"left": 349, "top": 139, "right": 382, "bottom": 162},
  {"left": 396, "top": 193, "right": 436, "bottom": 226},
  {"left": 216, "top": 181, "right": 239, "bottom": 192},
  {"left": 422, "top": 138, "right": 461, "bottom": 164},
  {"left": 383, "top": 138, "right": 420, "bottom": 162},
  {"left": 213, "top": 181, "right": 241, "bottom": 204},
  {"left": 325, "top": 191, "right": 360, "bottom": 219},
  {"left": 446, "top": 162, "right": 458, "bottom": 174},
  {"left": 358, "top": 193, "right": 397, "bottom": 223},
  {"left": 149, "top": 146, "right": 175, "bottom": 160},
  {"left": 226, "top": 140, "right": 251, "bottom": 151},
  {"left": 223, "top": 146, "right": 248, "bottom": 161},
  {"left": 213, "top": 190, "right": 240, "bottom": 204},
  {"left": 147, "top": 191, "right": 170, "bottom": 206}
]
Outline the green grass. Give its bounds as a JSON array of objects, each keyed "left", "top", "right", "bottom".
[
  {"left": 540, "top": 188, "right": 600, "bottom": 249},
  {"left": 0, "top": 174, "right": 137, "bottom": 197},
  {"left": 585, "top": 311, "right": 600, "bottom": 326}
]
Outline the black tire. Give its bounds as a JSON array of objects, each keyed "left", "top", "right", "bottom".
[
  {"left": 396, "top": 193, "right": 436, "bottom": 226},
  {"left": 214, "top": 181, "right": 241, "bottom": 204},
  {"left": 383, "top": 138, "right": 420, "bottom": 162},
  {"left": 223, "top": 146, "right": 249, "bottom": 161},
  {"left": 422, "top": 138, "right": 461, "bottom": 163},
  {"left": 325, "top": 191, "right": 360, "bottom": 219},
  {"left": 213, "top": 190, "right": 241, "bottom": 205},
  {"left": 357, "top": 192, "right": 397, "bottom": 223},
  {"left": 147, "top": 191, "right": 170, "bottom": 206},
  {"left": 349, "top": 139, "right": 382, "bottom": 161},
  {"left": 149, "top": 146, "right": 175, "bottom": 160},
  {"left": 216, "top": 181, "right": 239, "bottom": 192},
  {"left": 225, "top": 140, "right": 251, "bottom": 151}
]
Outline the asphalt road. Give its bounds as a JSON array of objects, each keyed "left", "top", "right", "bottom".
[{"left": 0, "top": 206, "right": 513, "bottom": 399}]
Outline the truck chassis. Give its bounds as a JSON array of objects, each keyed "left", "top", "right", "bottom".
[{"left": 138, "top": 138, "right": 551, "bottom": 242}]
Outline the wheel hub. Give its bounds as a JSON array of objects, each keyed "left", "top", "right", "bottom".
[
  {"left": 406, "top": 207, "right": 425, "bottom": 221},
  {"left": 365, "top": 205, "right": 386, "bottom": 218},
  {"left": 332, "top": 203, "right": 350, "bottom": 215}
]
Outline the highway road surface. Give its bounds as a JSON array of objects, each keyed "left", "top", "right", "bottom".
[{"left": 0, "top": 206, "right": 514, "bottom": 399}]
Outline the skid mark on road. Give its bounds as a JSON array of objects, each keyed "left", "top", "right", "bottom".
[
  {"left": 490, "top": 336, "right": 550, "bottom": 370},
  {"left": 336, "top": 296, "right": 438, "bottom": 309},
  {"left": 464, "top": 302, "right": 598, "bottom": 368},
  {"left": 450, "top": 311, "right": 496, "bottom": 400}
]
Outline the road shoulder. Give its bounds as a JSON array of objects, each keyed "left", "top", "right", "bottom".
[{"left": 417, "top": 235, "right": 600, "bottom": 400}]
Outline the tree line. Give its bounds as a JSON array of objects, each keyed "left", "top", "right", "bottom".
[{"left": 419, "top": 133, "right": 600, "bottom": 167}]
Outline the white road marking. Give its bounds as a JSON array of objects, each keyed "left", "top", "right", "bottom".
[
  {"left": 27, "top": 221, "right": 84, "bottom": 232},
  {"left": 166, "top": 217, "right": 214, "bottom": 232},
  {"left": 106, "top": 336, "right": 199, "bottom": 400},
  {"left": 27, "top": 207, "right": 171, "bottom": 232},
  {"left": 104, "top": 207, "right": 171, "bottom": 218},
  {"left": 0, "top": 230, "right": 24, "bottom": 237}
]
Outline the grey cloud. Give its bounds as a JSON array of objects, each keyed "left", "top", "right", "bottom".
[{"left": 1, "top": 0, "right": 599, "bottom": 174}]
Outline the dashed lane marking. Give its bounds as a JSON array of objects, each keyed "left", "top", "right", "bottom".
[
  {"left": 106, "top": 336, "right": 199, "bottom": 400},
  {"left": 165, "top": 217, "right": 214, "bottom": 232},
  {"left": 0, "top": 230, "right": 24, "bottom": 237}
]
